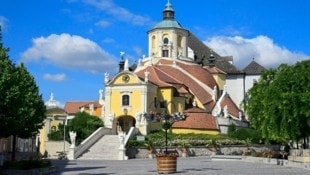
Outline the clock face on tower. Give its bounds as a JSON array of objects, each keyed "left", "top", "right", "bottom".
[{"left": 122, "top": 75, "right": 130, "bottom": 82}]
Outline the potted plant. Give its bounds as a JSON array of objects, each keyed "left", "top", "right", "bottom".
[
  {"left": 144, "top": 139, "right": 154, "bottom": 159},
  {"left": 156, "top": 118, "right": 178, "bottom": 174},
  {"left": 206, "top": 138, "right": 221, "bottom": 155}
]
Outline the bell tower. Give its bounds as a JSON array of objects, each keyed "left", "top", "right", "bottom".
[{"left": 147, "top": 1, "right": 189, "bottom": 59}]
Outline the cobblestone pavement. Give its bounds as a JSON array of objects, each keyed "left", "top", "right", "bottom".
[{"left": 51, "top": 157, "right": 310, "bottom": 175}]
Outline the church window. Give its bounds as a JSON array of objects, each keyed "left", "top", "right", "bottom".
[
  {"left": 159, "top": 100, "right": 167, "bottom": 108},
  {"left": 152, "top": 36, "right": 156, "bottom": 49},
  {"left": 163, "top": 37, "right": 169, "bottom": 45},
  {"left": 162, "top": 50, "right": 169, "bottom": 57},
  {"left": 177, "top": 35, "right": 182, "bottom": 47},
  {"left": 122, "top": 95, "right": 130, "bottom": 106}
]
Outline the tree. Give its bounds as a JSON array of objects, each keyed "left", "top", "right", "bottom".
[
  {"left": 67, "top": 112, "right": 104, "bottom": 144},
  {"left": 0, "top": 29, "right": 46, "bottom": 160},
  {"left": 246, "top": 60, "right": 310, "bottom": 145}
]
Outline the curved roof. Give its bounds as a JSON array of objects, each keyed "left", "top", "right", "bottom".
[
  {"left": 46, "top": 107, "right": 67, "bottom": 118},
  {"left": 154, "top": 20, "right": 183, "bottom": 29},
  {"left": 151, "top": 1, "right": 183, "bottom": 30},
  {"left": 135, "top": 58, "right": 216, "bottom": 112}
]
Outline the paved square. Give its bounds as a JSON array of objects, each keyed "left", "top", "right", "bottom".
[{"left": 51, "top": 157, "right": 309, "bottom": 175}]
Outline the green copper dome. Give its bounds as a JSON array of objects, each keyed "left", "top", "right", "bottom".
[
  {"left": 152, "top": 1, "right": 183, "bottom": 29},
  {"left": 154, "top": 20, "right": 183, "bottom": 29}
]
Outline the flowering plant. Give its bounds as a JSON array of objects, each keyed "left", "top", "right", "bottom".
[{"left": 156, "top": 150, "right": 179, "bottom": 157}]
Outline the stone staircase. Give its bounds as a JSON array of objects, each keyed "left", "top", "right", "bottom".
[{"left": 78, "top": 135, "right": 120, "bottom": 160}]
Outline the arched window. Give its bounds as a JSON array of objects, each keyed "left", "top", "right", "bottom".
[
  {"left": 163, "top": 38, "right": 169, "bottom": 45},
  {"left": 177, "top": 35, "right": 182, "bottom": 47},
  {"left": 152, "top": 36, "right": 156, "bottom": 49},
  {"left": 122, "top": 95, "right": 130, "bottom": 106},
  {"left": 51, "top": 126, "right": 56, "bottom": 132}
]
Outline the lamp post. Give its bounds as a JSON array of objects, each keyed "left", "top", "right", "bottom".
[
  {"left": 145, "top": 101, "right": 186, "bottom": 155},
  {"left": 63, "top": 119, "right": 66, "bottom": 154}
]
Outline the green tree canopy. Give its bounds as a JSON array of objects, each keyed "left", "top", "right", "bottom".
[
  {"left": 0, "top": 29, "right": 46, "bottom": 160},
  {"left": 67, "top": 112, "right": 104, "bottom": 144},
  {"left": 247, "top": 60, "right": 310, "bottom": 143}
]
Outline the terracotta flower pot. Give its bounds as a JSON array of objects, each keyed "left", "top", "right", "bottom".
[{"left": 156, "top": 156, "right": 177, "bottom": 174}]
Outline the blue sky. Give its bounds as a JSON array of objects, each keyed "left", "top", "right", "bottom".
[{"left": 1, "top": 0, "right": 309, "bottom": 107}]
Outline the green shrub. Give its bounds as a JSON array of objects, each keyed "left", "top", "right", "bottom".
[
  {"left": 67, "top": 112, "right": 104, "bottom": 144},
  {"left": 127, "top": 139, "right": 145, "bottom": 148},
  {"left": 47, "top": 123, "right": 65, "bottom": 141},
  {"left": 227, "top": 124, "right": 236, "bottom": 137},
  {"left": 47, "top": 130, "right": 63, "bottom": 140},
  {"left": 229, "top": 127, "right": 262, "bottom": 143},
  {"left": 127, "top": 131, "right": 245, "bottom": 148}
]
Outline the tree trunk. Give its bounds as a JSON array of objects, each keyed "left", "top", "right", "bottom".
[{"left": 11, "top": 134, "right": 16, "bottom": 161}]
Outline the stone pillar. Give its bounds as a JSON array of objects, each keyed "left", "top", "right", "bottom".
[
  {"left": 118, "top": 132, "right": 128, "bottom": 160},
  {"left": 67, "top": 131, "right": 76, "bottom": 160},
  {"left": 68, "top": 147, "right": 75, "bottom": 160},
  {"left": 104, "top": 88, "right": 113, "bottom": 128}
]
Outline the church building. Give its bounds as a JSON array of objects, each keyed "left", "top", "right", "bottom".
[{"left": 103, "top": 1, "right": 258, "bottom": 135}]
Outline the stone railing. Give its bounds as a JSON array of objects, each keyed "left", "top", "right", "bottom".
[
  {"left": 71, "top": 127, "right": 111, "bottom": 159},
  {"left": 124, "top": 127, "right": 138, "bottom": 146}
]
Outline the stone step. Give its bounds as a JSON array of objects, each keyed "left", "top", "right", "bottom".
[{"left": 78, "top": 135, "right": 120, "bottom": 160}]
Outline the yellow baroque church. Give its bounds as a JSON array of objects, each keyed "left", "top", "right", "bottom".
[{"left": 103, "top": 1, "right": 248, "bottom": 136}]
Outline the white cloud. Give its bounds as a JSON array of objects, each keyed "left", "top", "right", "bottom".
[
  {"left": 204, "top": 35, "right": 309, "bottom": 68},
  {"left": 0, "top": 16, "right": 8, "bottom": 31},
  {"left": 21, "top": 33, "right": 118, "bottom": 73},
  {"left": 43, "top": 73, "right": 66, "bottom": 82},
  {"left": 84, "top": 0, "right": 154, "bottom": 26}
]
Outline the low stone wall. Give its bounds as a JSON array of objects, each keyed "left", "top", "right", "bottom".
[
  {"left": 288, "top": 149, "right": 310, "bottom": 163},
  {"left": 126, "top": 145, "right": 280, "bottom": 159},
  {"left": 45, "top": 141, "right": 70, "bottom": 159}
]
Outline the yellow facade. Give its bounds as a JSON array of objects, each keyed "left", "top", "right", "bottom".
[
  {"left": 172, "top": 128, "right": 219, "bottom": 135},
  {"left": 83, "top": 107, "right": 102, "bottom": 117},
  {"left": 212, "top": 73, "right": 226, "bottom": 91},
  {"left": 39, "top": 108, "right": 68, "bottom": 155},
  {"left": 105, "top": 68, "right": 220, "bottom": 135}
]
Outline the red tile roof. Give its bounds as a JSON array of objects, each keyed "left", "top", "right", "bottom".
[
  {"left": 220, "top": 94, "right": 241, "bottom": 119},
  {"left": 64, "top": 101, "right": 101, "bottom": 114},
  {"left": 136, "top": 58, "right": 217, "bottom": 112},
  {"left": 172, "top": 107, "right": 218, "bottom": 130}
]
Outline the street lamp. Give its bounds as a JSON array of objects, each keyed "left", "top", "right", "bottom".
[{"left": 144, "top": 101, "right": 186, "bottom": 154}]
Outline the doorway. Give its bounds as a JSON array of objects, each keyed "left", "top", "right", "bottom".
[{"left": 117, "top": 115, "right": 136, "bottom": 134}]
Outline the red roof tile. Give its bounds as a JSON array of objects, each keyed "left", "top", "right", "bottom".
[
  {"left": 136, "top": 59, "right": 217, "bottom": 112},
  {"left": 220, "top": 94, "right": 241, "bottom": 119},
  {"left": 64, "top": 101, "right": 101, "bottom": 114},
  {"left": 172, "top": 107, "right": 218, "bottom": 130}
]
